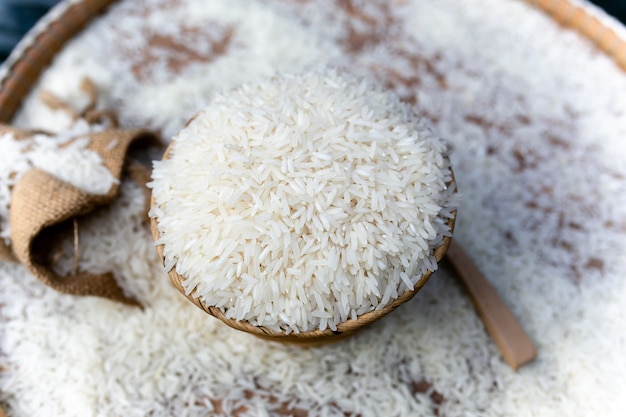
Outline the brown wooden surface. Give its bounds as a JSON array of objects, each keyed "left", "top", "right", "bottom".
[{"left": 446, "top": 240, "right": 537, "bottom": 369}]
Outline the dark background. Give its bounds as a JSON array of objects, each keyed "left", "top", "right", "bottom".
[{"left": 1, "top": 0, "right": 625, "bottom": 62}]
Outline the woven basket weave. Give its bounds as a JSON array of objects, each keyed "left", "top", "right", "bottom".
[{"left": 150, "top": 143, "right": 456, "bottom": 345}]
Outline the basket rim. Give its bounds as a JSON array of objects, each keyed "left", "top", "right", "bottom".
[{"left": 150, "top": 142, "right": 457, "bottom": 344}]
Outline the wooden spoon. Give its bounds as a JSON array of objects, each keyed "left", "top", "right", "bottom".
[{"left": 446, "top": 240, "right": 537, "bottom": 370}]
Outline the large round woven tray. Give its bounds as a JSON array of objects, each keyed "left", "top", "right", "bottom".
[{"left": 1, "top": 1, "right": 626, "bottom": 416}]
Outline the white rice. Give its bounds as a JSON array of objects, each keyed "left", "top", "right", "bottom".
[{"left": 150, "top": 71, "right": 455, "bottom": 333}]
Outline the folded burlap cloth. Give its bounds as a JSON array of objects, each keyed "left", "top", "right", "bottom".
[{"left": 0, "top": 80, "right": 159, "bottom": 306}]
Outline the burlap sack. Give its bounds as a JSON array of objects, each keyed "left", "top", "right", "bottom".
[{"left": 1, "top": 125, "right": 158, "bottom": 305}]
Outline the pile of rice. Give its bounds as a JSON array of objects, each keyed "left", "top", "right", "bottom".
[{"left": 150, "top": 71, "right": 455, "bottom": 332}]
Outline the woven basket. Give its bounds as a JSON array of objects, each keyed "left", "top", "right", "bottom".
[{"left": 150, "top": 143, "right": 457, "bottom": 345}]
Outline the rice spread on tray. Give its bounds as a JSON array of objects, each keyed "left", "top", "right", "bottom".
[
  {"left": 2, "top": 0, "right": 626, "bottom": 416},
  {"left": 150, "top": 72, "right": 455, "bottom": 333}
]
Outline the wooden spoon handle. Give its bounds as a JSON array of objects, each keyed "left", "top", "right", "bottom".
[{"left": 445, "top": 240, "right": 537, "bottom": 370}]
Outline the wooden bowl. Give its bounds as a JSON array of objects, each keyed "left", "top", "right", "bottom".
[{"left": 150, "top": 144, "right": 456, "bottom": 345}]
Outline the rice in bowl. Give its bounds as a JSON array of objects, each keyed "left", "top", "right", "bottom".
[{"left": 149, "top": 71, "right": 456, "bottom": 334}]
